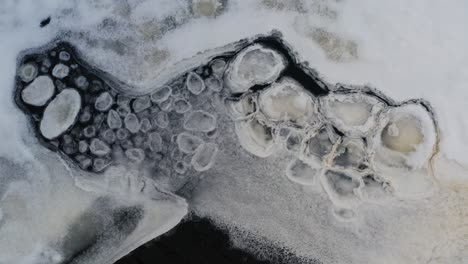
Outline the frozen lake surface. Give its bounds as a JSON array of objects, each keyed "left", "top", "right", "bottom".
[{"left": 0, "top": 1, "right": 467, "bottom": 263}]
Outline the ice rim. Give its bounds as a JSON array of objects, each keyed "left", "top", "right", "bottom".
[{"left": 11, "top": 31, "right": 442, "bottom": 261}]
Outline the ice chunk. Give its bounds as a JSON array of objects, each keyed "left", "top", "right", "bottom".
[
  {"left": 173, "top": 98, "right": 191, "bottom": 114},
  {"left": 210, "top": 58, "right": 226, "bottom": 76},
  {"left": 61, "top": 136, "right": 78, "bottom": 155},
  {"left": 121, "top": 139, "right": 134, "bottom": 150},
  {"left": 332, "top": 138, "right": 367, "bottom": 170},
  {"left": 79, "top": 106, "right": 92, "bottom": 123},
  {"left": 224, "top": 44, "right": 287, "bottom": 93},
  {"left": 42, "top": 58, "right": 51, "bottom": 70},
  {"left": 186, "top": 72, "right": 205, "bottom": 95},
  {"left": 102, "top": 129, "right": 116, "bottom": 144},
  {"left": 21, "top": 75, "right": 55, "bottom": 106},
  {"left": 125, "top": 148, "right": 146, "bottom": 163},
  {"left": 205, "top": 76, "right": 223, "bottom": 92},
  {"left": 148, "top": 132, "right": 163, "bottom": 152},
  {"left": 107, "top": 109, "right": 122, "bottom": 129},
  {"left": 171, "top": 147, "right": 185, "bottom": 161},
  {"left": 285, "top": 130, "right": 304, "bottom": 152},
  {"left": 58, "top": 51, "right": 70, "bottom": 61},
  {"left": 153, "top": 111, "right": 169, "bottom": 129},
  {"left": 371, "top": 103, "right": 437, "bottom": 169},
  {"left": 285, "top": 158, "right": 321, "bottom": 186},
  {"left": 75, "top": 154, "right": 92, "bottom": 170},
  {"left": 18, "top": 63, "right": 38, "bottom": 82},
  {"left": 132, "top": 96, "right": 151, "bottom": 113},
  {"left": 124, "top": 113, "right": 140, "bottom": 134},
  {"left": 191, "top": 142, "right": 218, "bottom": 171},
  {"left": 183, "top": 110, "right": 216, "bottom": 132},
  {"left": 320, "top": 93, "right": 385, "bottom": 137},
  {"left": 304, "top": 126, "right": 339, "bottom": 162},
  {"left": 117, "top": 105, "right": 130, "bottom": 117},
  {"left": 93, "top": 158, "right": 110, "bottom": 172},
  {"left": 140, "top": 118, "right": 152, "bottom": 132},
  {"left": 158, "top": 97, "right": 173, "bottom": 112},
  {"left": 382, "top": 118, "right": 422, "bottom": 153},
  {"left": 132, "top": 134, "right": 146, "bottom": 149},
  {"left": 258, "top": 77, "right": 319, "bottom": 128},
  {"left": 174, "top": 161, "right": 188, "bottom": 174},
  {"left": 89, "top": 79, "right": 103, "bottom": 93},
  {"left": 51, "top": 63, "right": 70, "bottom": 79},
  {"left": 40, "top": 88, "right": 81, "bottom": 139},
  {"left": 83, "top": 125, "right": 96, "bottom": 138},
  {"left": 276, "top": 127, "right": 291, "bottom": 141},
  {"left": 235, "top": 117, "right": 276, "bottom": 157},
  {"left": 116, "top": 95, "right": 131, "bottom": 107},
  {"left": 89, "top": 138, "right": 111, "bottom": 156},
  {"left": 177, "top": 132, "right": 204, "bottom": 154},
  {"left": 93, "top": 113, "right": 106, "bottom": 129},
  {"left": 116, "top": 128, "right": 129, "bottom": 140},
  {"left": 75, "top": 76, "right": 89, "bottom": 90},
  {"left": 224, "top": 93, "right": 256, "bottom": 120},
  {"left": 320, "top": 170, "right": 362, "bottom": 208},
  {"left": 78, "top": 140, "right": 88, "bottom": 153},
  {"left": 150, "top": 86, "right": 172, "bottom": 103},
  {"left": 95, "top": 92, "right": 114, "bottom": 112}
]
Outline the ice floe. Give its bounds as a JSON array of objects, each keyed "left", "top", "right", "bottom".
[
  {"left": 21, "top": 75, "right": 55, "bottom": 106},
  {"left": 40, "top": 88, "right": 81, "bottom": 139},
  {"left": 224, "top": 44, "right": 287, "bottom": 93}
]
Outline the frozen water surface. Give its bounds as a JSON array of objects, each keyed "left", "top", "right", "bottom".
[
  {"left": 1, "top": 2, "right": 468, "bottom": 264},
  {"left": 285, "top": 158, "right": 321, "bottom": 186}
]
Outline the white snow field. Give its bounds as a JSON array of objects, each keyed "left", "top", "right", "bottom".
[{"left": 0, "top": 1, "right": 467, "bottom": 264}]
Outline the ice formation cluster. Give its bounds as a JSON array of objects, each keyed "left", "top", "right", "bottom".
[{"left": 13, "top": 34, "right": 440, "bottom": 262}]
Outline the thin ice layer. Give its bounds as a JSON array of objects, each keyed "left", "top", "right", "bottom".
[
  {"left": 234, "top": 116, "right": 276, "bottom": 158},
  {"left": 320, "top": 170, "right": 362, "bottom": 208},
  {"left": 285, "top": 158, "right": 321, "bottom": 186}
]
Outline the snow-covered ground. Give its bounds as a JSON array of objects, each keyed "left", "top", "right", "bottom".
[{"left": 0, "top": 1, "right": 467, "bottom": 263}]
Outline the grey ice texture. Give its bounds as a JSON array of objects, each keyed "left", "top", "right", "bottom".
[{"left": 6, "top": 1, "right": 464, "bottom": 263}]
